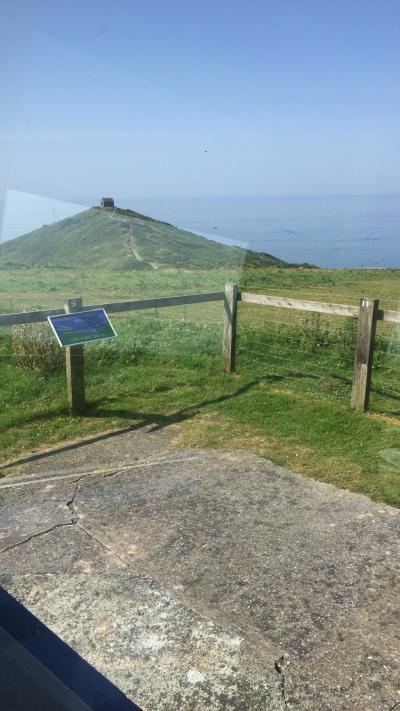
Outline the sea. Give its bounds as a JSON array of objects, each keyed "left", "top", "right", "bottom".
[
  {"left": 134, "top": 195, "right": 400, "bottom": 269},
  {"left": 1, "top": 192, "right": 400, "bottom": 269}
]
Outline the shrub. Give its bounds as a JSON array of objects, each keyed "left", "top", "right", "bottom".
[
  {"left": 298, "top": 314, "right": 331, "bottom": 352},
  {"left": 92, "top": 338, "right": 141, "bottom": 366},
  {"left": 11, "top": 323, "right": 64, "bottom": 372}
]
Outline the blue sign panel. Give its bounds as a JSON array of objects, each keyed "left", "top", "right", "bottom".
[{"left": 48, "top": 309, "right": 117, "bottom": 347}]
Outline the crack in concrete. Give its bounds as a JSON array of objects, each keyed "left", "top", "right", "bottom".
[
  {"left": 0, "top": 474, "right": 131, "bottom": 566},
  {"left": 64, "top": 478, "right": 129, "bottom": 566},
  {"left": 274, "top": 656, "right": 288, "bottom": 709},
  {"left": 66, "top": 479, "right": 83, "bottom": 523},
  {"left": 0, "top": 477, "right": 86, "bottom": 556},
  {"left": 0, "top": 522, "right": 76, "bottom": 555}
]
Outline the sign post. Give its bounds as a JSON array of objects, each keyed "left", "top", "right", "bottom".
[
  {"left": 48, "top": 299, "right": 117, "bottom": 414},
  {"left": 48, "top": 299, "right": 117, "bottom": 415},
  {"left": 222, "top": 284, "right": 238, "bottom": 373},
  {"left": 64, "top": 298, "right": 86, "bottom": 414}
]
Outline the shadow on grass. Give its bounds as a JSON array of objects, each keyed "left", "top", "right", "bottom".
[
  {"left": 0, "top": 375, "right": 282, "bottom": 471},
  {"left": 91, "top": 375, "right": 284, "bottom": 431},
  {"left": 1, "top": 404, "right": 71, "bottom": 430},
  {"left": 322, "top": 372, "right": 400, "bottom": 403},
  {"left": 254, "top": 364, "right": 400, "bottom": 405}
]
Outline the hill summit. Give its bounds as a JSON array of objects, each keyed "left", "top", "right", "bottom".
[{"left": 0, "top": 205, "right": 287, "bottom": 270}]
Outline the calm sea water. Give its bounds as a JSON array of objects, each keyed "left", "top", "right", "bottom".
[
  {"left": 134, "top": 195, "right": 400, "bottom": 269},
  {"left": 2, "top": 193, "right": 400, "bottom": 269}
]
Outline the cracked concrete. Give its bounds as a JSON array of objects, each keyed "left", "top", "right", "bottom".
[{"left": 1, "top": 426, "right": 400, "bottom": 710}]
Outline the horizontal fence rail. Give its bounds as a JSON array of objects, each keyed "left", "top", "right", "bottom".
[
  {"left": 2, "top": 292, "right": 398, "bottom": 328},
  {"left": 85, "top": 292, "right": 225, "bottom": 315},
  {"left": 0, "top": 308, "right": 66, "bottom": 327},
  {"left": 239, "top": 292, "right": 400, "bottom": 323},
  {"left": 0, "top": 292, "right": 225, "bottom": 328}
]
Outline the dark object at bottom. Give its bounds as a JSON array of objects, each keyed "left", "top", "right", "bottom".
[{"left": 0, "top": 587, "right": 142, "bottom": 711}]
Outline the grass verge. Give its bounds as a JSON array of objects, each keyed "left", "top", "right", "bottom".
[{"left": 1, "top": 313, "right": 400, "bottom": 506}]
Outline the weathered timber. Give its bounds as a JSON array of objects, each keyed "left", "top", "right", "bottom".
[
  {"left": 378, "top": 308, "right": 400, "bottom": 324},
  {"left": 0, "top": 293, "right": 225, "bottom": 327},
  {"left": 351, "top": 298, "right": 379, "bottom": 411},
  {"left": 239, "top": 293, "right": 360, "bottom": 318},
  {"left": 222, "top": 284, "right": 238, "bottom": 373},
  {"left": 64, "top": 297, "right": 86, "bottom": 415},
  {"left": 0, "top": 308, "right": 65, "bottom": 327},
  {"left": 84, "top": 292, "right": 225, "bottom": 314}
]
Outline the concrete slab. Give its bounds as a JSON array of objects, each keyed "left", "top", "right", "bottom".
[{"left": 0, "top": 427, "right": 399, "bottom": 710}]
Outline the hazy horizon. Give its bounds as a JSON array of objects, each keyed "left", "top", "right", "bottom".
[{"left": 1, "top": 190, "right": 400, "bottom": 269}]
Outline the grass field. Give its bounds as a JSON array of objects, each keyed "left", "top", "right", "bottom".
[
  {"left": 2, "top": 264, "right": 400, "bottom": 312},
  {"left": 1, "top": 265, "right": 400, "bottom": 506}
]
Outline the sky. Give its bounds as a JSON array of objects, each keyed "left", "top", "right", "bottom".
[{"left": 1, "top": 0, "right": 400, "bottom": 210}]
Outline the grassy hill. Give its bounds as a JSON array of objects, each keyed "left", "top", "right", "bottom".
[{"left": 0, "top": 206, "right": 287, "bottom": 270}]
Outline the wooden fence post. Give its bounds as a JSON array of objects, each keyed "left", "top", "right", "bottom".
[
  {"left": 351, "top": 298, "right": 379, "bottom": 411},
  {"left": 222, "top": 284, "right": 238, "bottom": 373},
  {"left": 65, "top": 297, "right": 85, "bottom": 414}
]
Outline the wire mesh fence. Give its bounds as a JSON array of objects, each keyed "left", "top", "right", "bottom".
[
  {"left": 367, "top": 319, "right": 400, "bottom": 411},
  {"left": 1, "top": 284, "right": 400, "bottom": 417},
  {"left": 0, "top": 304, "right": 224, "bottom": 365},
  {"left": 236, "top": 310, "right": 354, "bottom": 405},
  {"left": 236, "top": 304, "right": 400, "bottom": 415}
]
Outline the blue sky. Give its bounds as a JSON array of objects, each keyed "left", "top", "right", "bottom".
[{"left": 2, "top": 0, "right": 400, "bottom": 205}]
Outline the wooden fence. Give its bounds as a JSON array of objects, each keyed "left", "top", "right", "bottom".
[
  {"left": 0, "top": 292, "right": 225, "bottom": 414},
  {"left": 1, "top": 284, "right": 398, "bottom": 414}
]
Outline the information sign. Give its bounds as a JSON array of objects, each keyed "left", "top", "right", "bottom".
[{"left": 48, "top": 309, "right": 117, "bottom": 347}]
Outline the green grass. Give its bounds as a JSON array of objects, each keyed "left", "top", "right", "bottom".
[
  {"left": 1, "top": 308, "right": 400, "bottom": 506},
  {"left": 2, "top": 198, "right": 400, "bottom": 508},
  {"left": 1, "top": 264, "right": 400, "bottom": 314}
]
